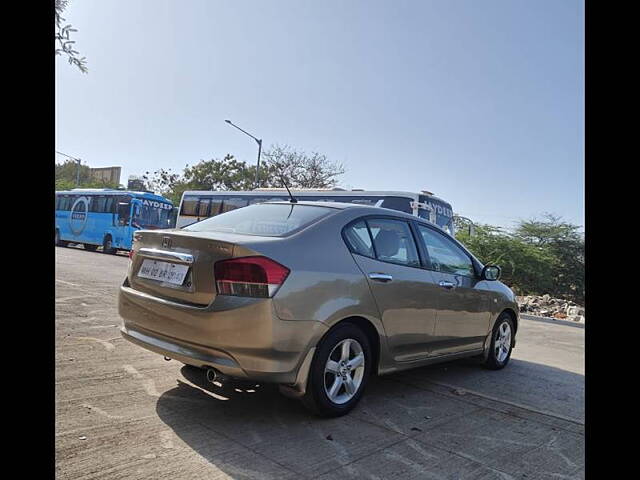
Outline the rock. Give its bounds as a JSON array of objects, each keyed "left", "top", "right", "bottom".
[{"left": 553, "top": 312, "right": 567, "bottom": 319}]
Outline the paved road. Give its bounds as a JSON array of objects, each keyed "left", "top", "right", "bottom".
[{"left": 55, "top": 246, "right": 584, "bottom": 479}]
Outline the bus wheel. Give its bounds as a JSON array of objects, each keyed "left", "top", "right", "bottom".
[
  {"left": 102, "top": 236, "right": 116, "bottom": 254},
  {"left": 84, "top": 244, "right": 98, "bottom": 252},
  {"left": 55, "top": 230, "right": 68, "bottom": 247}
]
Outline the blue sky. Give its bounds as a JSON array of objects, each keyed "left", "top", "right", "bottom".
[{"left": 55, "top": 0, "right": 584, "bottom": 229}]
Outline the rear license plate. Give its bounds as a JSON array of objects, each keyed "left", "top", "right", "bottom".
[{"left": 137, "top": 259, "right": 189, "bottom": 286}]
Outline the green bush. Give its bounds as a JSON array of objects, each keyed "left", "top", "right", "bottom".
[{"left": 456, "top": 214, "right": 584, "bottom": 304}]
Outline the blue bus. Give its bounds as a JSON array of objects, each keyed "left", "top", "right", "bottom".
[{"left": 55, "top": 189, "right": 175, "bottom": 253}]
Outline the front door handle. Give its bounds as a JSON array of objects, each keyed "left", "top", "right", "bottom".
[
  {"left": 438, "top": 280, "right": 456, "bottom": 289},
  {"left": 368, "top": 273, "right": 393, "bottom": 283}
]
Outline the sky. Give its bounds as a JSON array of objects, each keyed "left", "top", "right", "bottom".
[{"left": 55, "top": 0, "right": 584, "bottom": 229}]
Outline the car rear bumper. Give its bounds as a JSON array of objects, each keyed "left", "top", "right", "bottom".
[{"left": 118, "top": 284, "right": 328, "bottom": 384}]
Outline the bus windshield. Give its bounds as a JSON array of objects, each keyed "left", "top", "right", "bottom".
[
  {"left": 133, "top": 200, "right": 174, "bottom": 229},
  {"left": 418, "top": 195, "right": 454, "bottom": 234}
]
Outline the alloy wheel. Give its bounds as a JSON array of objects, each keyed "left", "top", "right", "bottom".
[
  {"left": 495, "top": 321, "right": 512, "bottom": 363},
  {"left": 323, "top": 338, "right": 366, "bottom": 404}
]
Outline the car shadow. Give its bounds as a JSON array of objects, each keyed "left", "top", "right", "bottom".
[{"left": 154, "top": 359, "right": 584, "bottom": 478}]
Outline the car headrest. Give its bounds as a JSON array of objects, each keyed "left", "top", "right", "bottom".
[{"left": 375, "top": 229, "right": 400, "bottom": 258}]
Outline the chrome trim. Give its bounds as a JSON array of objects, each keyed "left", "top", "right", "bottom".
[
  {"left": 438, "top": 280, "right": 456, "bottom": 289},
  {"left": 368, "top": 272, "right": 393, "bottom": 282},
  {"left": 138, "top": 247, "right": 194, "bottom": 264}
]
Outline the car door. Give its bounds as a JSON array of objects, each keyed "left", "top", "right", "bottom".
[
  {"left": 344, "top": 217, "right": 441, "bottom": 362},
  {"left": 414, "top": 223, "right": 493, "bottom": 355}
]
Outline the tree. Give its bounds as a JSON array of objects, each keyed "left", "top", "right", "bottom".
[
  {"left": 55, "top": 159, "right": 121, "bottom": 190},
  {"left": 262, "top": 145, "right": 345, "bottom": 188},
  {"left": 55, "top": 0, "right": 88, "bottom": 74},
  {"left": 514, "top": 214, "right": 584, "bottom": 303},
  {"left": 456, "top": 214, "right": 584, "bottom": 304},
  {"left": 142, "top": 146, "right": 346, "bottom": 203}
]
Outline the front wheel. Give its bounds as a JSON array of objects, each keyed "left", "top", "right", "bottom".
[
  {"left": 302, "top": 323, "right": 371, "bottom": 417},
  {"left": 102, "top": 236, "right": 116, "bottom": 254},
  {"left": 483, "top": 313, "right": 515, "bottom": 370}
]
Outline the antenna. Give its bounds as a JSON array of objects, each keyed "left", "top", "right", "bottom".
[{"left": 279, "top": 174, "right": 297, "bottom": 203}]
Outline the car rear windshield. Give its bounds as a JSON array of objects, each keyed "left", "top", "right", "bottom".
[{"left": 182, "top": 203, "right": 335, "bottom": 236}]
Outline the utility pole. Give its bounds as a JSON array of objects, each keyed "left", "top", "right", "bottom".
[{"left": 56, "top": 150, "right": 83, "bottom": 186}]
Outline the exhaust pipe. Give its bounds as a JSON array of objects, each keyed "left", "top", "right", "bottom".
[{"left": 206, "top": 368, "right": 218, "bottom": 384}]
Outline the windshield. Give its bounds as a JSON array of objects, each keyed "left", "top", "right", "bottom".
[
  {"left": 133, "top": 200, "right": 174, "bottom": 229},
  {"left": 183, "top": 203, "right": 335, "bottom": 236},
  {"left": 418, "top": 195, "right": 455, "bottom": 234}
]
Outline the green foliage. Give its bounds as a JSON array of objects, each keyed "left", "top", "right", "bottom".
[
  {"left": 142, "top": 146, "right": 345, "bottom": 204},
  {"left": 55, "top": 0, "right": 88, "bottom": 74},
  {"left": 55, "top": 160, "right": 121, "bottom": 191},
  {"left": 456, "top": 214, "right": 584, "bottom": 303}
]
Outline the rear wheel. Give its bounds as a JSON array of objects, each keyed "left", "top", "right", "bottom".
[
  {"left": 483, "top": 313, "right": 514, "bottom": 370},
  {"left": 102, "top": 235, "right": 116, "bottom": 254},
  {"left": 302, "top": 323, "right": 371, "bottom": 417},
  {"left": 84, "top": 244, "right": 98, "bottom": 251},
  {"left": 55, "top": 230, "right": 68, "bottom": 247}
]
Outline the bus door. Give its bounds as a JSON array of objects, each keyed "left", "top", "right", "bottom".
[{"left": 115, "top": 198, "right": 135, "bottom": 248}]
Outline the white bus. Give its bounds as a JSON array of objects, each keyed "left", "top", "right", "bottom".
[{"left": 176, "top": 189, "right": 456, "bottom": 235}]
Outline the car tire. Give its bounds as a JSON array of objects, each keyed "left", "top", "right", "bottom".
[
  {"left": 102, "top": 235, "right": 116, "bottom": 254},
  {"left": 84, "top": 244, "right": 98, "bottom": 251},
  {"left": 301, "top": 323, "right": 372, "bottom": 417},
  {"left": 483, "top": 313, "right": 515, "bottom": 370},
  {"left": 55, "top": 230, "right": 68, "bottom": 247}
]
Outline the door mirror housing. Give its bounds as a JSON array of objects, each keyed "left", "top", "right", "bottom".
[{"left": 481, "top": 265, "right": 501, "bottom": 281}]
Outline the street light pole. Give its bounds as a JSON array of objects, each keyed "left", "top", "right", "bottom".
[{"left": 224, "top": 120, "right": 263, "bottom": 189}]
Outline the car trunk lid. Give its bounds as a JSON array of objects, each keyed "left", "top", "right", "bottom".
[{"left": 128, "top": 230, "right": 237, "bottom": 306}]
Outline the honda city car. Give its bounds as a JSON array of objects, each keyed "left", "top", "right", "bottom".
[{"left": 119, "top": 201, "right": 518, "bottom": 416}]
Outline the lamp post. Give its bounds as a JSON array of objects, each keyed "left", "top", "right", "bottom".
[
  {"left": 56, "top": 150, "right": 82, "bottom": 186},
  {"left": 224, "top": 120, "right": 262, "bottom": 189}
]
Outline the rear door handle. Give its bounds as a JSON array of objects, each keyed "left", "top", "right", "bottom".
[
  {"left": 438, "top": 280, "right": 456, "bottom": 289},
  {"left": 368, "top": 273, "right": 393, "bottom": 283}
]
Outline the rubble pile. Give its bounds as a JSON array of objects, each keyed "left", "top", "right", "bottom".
[{"left": 516, "top": 294, "right": 585, "bottom": 323}]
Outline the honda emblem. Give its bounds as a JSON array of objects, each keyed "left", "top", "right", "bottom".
[{"left": 162, "top": 236, "right": 172, "bottom": 249}]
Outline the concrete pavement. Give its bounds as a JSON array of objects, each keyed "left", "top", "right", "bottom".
[{"left": 55, "top": 245, "right": 584, "bottom": 479}]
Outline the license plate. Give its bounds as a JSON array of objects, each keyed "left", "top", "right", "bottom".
[{"left": 137, "top": 259, "right": 189, "bottom": 286}]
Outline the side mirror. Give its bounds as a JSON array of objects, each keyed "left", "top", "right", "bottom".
[{"left": 481, "top": 265, "right": 501, "bottom": 281}]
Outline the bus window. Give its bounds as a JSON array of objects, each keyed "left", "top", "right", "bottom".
[
  {"left": 380, "top": 197, "right": 413, "bottom": 214},
  {"left": 220, "top": 197, "right": 249, "bottom": 213},
  {"left": 209, "top": 197, "right": 223, "bottom": 216},
  {"left": 89, "top": 196, "right": 107, "bottom": 213},
  {"left": 198, "top": 198, "right": 211, "bottom": 217},
  {"left": 181, "top": 196, "right": 199, "bottom": 216},
  {"left": 59, "top": 196, "right": 72, "bottom": 210},
  {"left": 104, "top": 197, "right": 114, "bottom": 213}
]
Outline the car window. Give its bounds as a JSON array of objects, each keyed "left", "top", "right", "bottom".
[
  {"left": 343, "top": 221, "right": 374, "bottom": 257},
  {"left": 184, "top": 203, "right": 335, "bottom": 236},
  {"left": 221, "top": 197, "right": 249, "bottom": 213},
  {"left": 367, "top": 218, "right": 420, "bottom": 267},
  {"left": 416, "top": 224, "right": 474, "bottom": 276}
]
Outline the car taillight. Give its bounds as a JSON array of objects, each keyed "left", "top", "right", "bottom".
[
  {"left": 214, "top": 256, "right": 290, "bottom": 298},
  {"left": 128, "top": 249, "right": 135, "bottom": 260}
]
